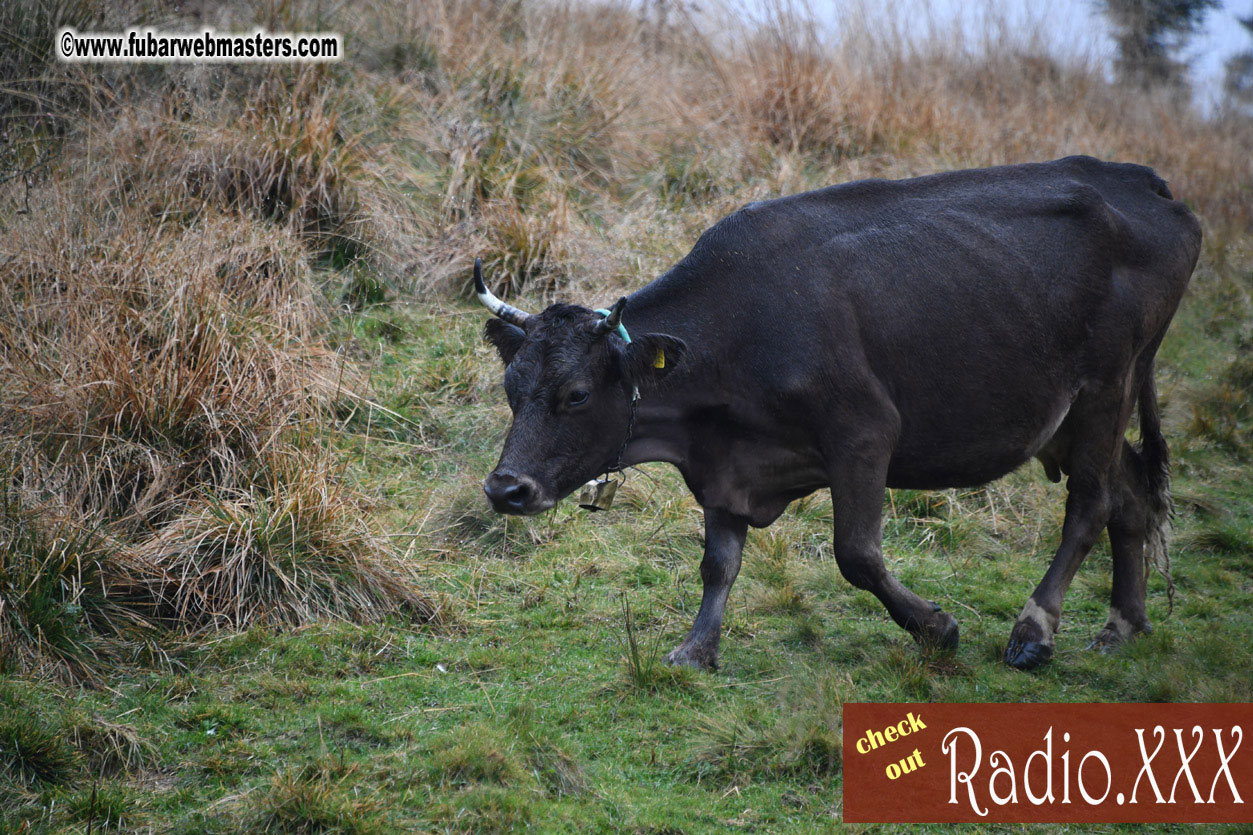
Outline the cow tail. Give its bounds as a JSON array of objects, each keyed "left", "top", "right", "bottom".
[{"left": 1138, "top": 365, "right": 1175, "bottom": 613}]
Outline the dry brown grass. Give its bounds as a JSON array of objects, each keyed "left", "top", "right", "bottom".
[
  {"left": 377, "top": 0, "right": 1250, "bottom": 303},
  {"left": 143, "top": 70, "right": 373, "bottom": 262},
  {"left": 0, "top": 178, "right": 440, "bottom": 671},
  {"left": 129, "top": 449, "right": 443, "bottom": 630},
  {"left": 0, "top": 4, "right": 450, "bottom": 681},
  {"left": 0, "top": 192, "right": 340, "bottom": 529}
]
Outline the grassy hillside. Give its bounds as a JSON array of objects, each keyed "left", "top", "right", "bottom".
[{"left": 1, "top": 0, "right": 1251, "bottom": 831}]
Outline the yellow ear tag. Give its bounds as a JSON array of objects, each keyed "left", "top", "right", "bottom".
[{"left": 653, "top": 348, "right": 666, "bottom": 369}]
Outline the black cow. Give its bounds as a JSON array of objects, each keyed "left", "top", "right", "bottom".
[{"left": 474, "top": 155, "right": 1202, "bottom": 670}]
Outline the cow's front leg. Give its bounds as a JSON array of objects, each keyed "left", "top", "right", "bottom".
[
  {"left": 665, "top": 507, "right": 748, "bottom": 670},
  {"left": 830, "top": 446, "right": 959, "bottom": 651}
]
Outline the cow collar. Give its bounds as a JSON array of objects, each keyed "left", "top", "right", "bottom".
[
  {"left": 578, "top": 309, "right": 639, "bottom": 511},
  {"left": 607, "top": 383, "right": 640, "bottom": 474},
  {"left": 595, "top": 305, "right": 637, "bottom": 475},
  {"left": 579, "top": 381, "right": 639, "bottom": 512}
]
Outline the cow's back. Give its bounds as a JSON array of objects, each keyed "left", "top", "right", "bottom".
[
  {"left": 710, "top": 156, "right": 1198, "bottom": 289},
  {"left": 664, "top": 155, "right": 1198, "bottom": 366}
]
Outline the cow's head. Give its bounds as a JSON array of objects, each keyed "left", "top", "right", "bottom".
[{"left": 474, "top": 260, "right": 684, "bottom": 514}]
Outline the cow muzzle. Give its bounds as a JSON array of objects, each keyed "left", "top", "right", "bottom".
[{"left": 483, "top": 469, "right": 553, "bottom": 515}]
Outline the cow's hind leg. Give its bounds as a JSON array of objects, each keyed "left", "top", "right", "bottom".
[
  {"left": 831, "top": 447, "right": 959, "bottom": 651},
  {"left": 1096, "top": 361, "right": 1173, "bottom": 649},
  {"left": 1092, "top": 441, "right": 1154, "bottom": 650},
  {"left": 1006, "top": 391, "right": 1129, "bottom": 670},
  {"left": 665, "top": 508, "right": 748, "bottom": 670}
]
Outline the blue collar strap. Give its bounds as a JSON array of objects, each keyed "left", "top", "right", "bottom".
[{"left": 594, "top": 309, "right": 631, "bottom": 343}]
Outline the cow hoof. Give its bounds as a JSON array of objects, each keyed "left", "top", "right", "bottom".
[
  {"left": 1004, "top": 638, "right": 1053, "bottom": 670},
  {"left": 1087, "top": 629, "right": 1122, "bottom": 653},
  {"left": 664, "top": 645, "right": 717, "bottom": 671},
  {"left": 918, "top": 608, "right": 959, "bottom": 652},
  {"left": 1088, "top": 620, "right": 1149, "bottom": 653}
]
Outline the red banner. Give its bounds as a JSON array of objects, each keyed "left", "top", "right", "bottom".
[{"left": 842, "top": 703, "right": 1253, "bottom": 823}]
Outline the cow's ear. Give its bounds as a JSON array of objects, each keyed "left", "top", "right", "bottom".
[
  {"left": 484, "top": 318, "right": 526, "bottom": 364},
  {"left": 625, "top": 334, "right": 685, "bottom": 382}
]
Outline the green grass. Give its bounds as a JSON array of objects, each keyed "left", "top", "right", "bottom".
[{"left": 6, "top": 278, "right": 1253, "bottom": 832}]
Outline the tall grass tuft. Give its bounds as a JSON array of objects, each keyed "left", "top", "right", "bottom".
[
  {"left": 619, "top": 593, "right": 693, "bottom": 691},
  {"left": 131, "top": 451, "right": 442, "bottom": 631},
  {"left": 621, "top": 593, "right": 665, "bottom": 689},
  {"left": 0, "top": 470, "right": 151, "bottom": 682},
  {"left": 255, "top": 759, "right": 384, "bottom": 835},
  {"left": 170, "top": 69, "right": 374, "bottom": 264},
  {"left": 0, "top": 713, "right": 82, "bottom": 787}
]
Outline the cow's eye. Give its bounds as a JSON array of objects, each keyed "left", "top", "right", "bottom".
[{"left": 569, "top": 389, "right": 590, "bottom": 407}]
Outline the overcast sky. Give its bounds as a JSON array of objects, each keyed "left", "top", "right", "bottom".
[
  {"left": 729, "top": 0, "right": 1252, "bottom": 110},
  {"left": 1187, "top": 0, "right": 1251, "bottom": 106}
]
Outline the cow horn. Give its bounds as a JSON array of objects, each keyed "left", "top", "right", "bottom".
[
  {"left": 595, "top": 296, "right": 627, "bottom": 336},
  {"left": 473, "top": 258, "right": 530, "bottom": 327}
]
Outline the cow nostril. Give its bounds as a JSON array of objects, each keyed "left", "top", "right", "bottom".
[
  {"left": 502, "top": 481, "right": 531, "bottom": 508},
  {"left": 485, "top": 472, "right": 537, "bottom": 512}
]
